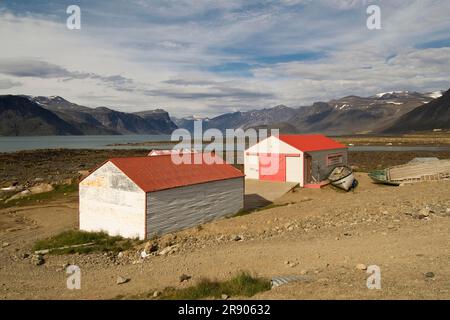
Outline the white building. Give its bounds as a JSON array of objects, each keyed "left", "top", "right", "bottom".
[
  {"left": 79, "top": 154, "right": 244, "bottom": 239},
  {"left": 244, "top": 134, "right": 348, "bottom": 188}
]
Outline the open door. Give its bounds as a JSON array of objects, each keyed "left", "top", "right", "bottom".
[{"left": 304, "top": 153, "right": 313, "bottom": 184}]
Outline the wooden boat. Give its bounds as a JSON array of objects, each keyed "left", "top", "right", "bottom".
[
  {"left": 328, "top": 166, "right": 356, "bottom": 191},
  {"left": 369, "top": 159, "right": 450, "bottom": 186}
]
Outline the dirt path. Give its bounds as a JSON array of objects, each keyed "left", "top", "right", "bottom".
[{"left": 1, "top": 174, "right": 449, "bottom": 299}]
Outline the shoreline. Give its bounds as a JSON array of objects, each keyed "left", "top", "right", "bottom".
[{"left": 1, "top": 148, "right": 450, "bottom": 189}]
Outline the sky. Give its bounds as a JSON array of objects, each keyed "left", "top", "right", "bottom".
[{"left": 0, "top": 0, "right": 449, "bottom": 117}]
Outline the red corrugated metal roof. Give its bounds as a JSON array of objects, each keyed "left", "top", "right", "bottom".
[
  {"left": 278, "top": 134, "right": 346, "bottom": 152},
  {"left": 107, "top": 154, "right": 244, "bottom": 193}
]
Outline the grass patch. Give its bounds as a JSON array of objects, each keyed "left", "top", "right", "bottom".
[
  {"left": 130, "top": 272, "right": 271, "bottom": 300},
  {"left": 33, "top": 230, "right": 141, "bottom": 255},
  {"left": 0, "top": 183, "right": 78, "bottom": 209}
]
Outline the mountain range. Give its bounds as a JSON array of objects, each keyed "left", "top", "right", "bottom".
[
  {"left": 0, "top": 95, "right": 177, "bottom": 136},
  {"left": 0, "top": 89, "right": 448, "bottom": 136},
  {"left": 174, "top": 90, "right": 448, "bottom": 135}
]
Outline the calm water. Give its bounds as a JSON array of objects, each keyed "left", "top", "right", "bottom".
[
  {"left": 0, "top": 135, "right": 172, "bottom": 153},
  {"left": 0, "top": 135, "right": 449, "bottom": 153}
]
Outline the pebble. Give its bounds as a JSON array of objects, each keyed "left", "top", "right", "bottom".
[
  {"left": 2, "top": 242, "right": 10, "bottom": 248},
  {"left": 221, "top": 294, "right": 229, "bottom": 300},
  {"left": 144, "top": 242, "right": 158, "bottom": 253},
  {"left": 424, "top": 272, "right": 435, "bottom": 279},
  {"left": 356, "top": 263, "right": 367, "bottom": 271},
  {"left": 116, "top": 276, "right": 130, "bottom": 285},
  {"left": 32, "top": 254, "right": 45, "bottom": 266},
  {"left": 179, "top": 274, "right": 191, "bottom": 282},
  {"left": 153, "top": 291, "right": 160, "bottom": 298},
  {"left": 232, "top": 235, "right": 242, "bottom": 241}
]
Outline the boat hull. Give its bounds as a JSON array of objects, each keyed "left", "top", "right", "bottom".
[{"left": 331, "top": 172, "right": 355, "bottom": 191}]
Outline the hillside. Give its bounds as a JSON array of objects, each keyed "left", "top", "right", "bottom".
[
  {"left": 0, "top": 95, "right": 178, "bottom": 136},
  {"left": 0, "top": 95, "right": 82, "bottom": 136},
  {"left": 384, "top": 89, "right": 450, "bottom": 133},
  {"left": 175, "top": 91, "right": 437, "bottom": 134}
]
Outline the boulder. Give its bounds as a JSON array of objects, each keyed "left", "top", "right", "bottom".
[
  {"left": 6, "top": 190, "right": 31, "bottom": 202},
  {"left": 29, "top": 183, "right": 54, "bottom": 194},
  {"left": 116, "top": 276, "right": 130, "bottom": 285},
  {"left": 355, "top": 263, "right": 367, "bottom": 271}
]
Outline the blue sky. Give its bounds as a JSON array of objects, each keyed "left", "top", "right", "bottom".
[{"left": 0, "top": 0, "right": 449, "bottom": 117}]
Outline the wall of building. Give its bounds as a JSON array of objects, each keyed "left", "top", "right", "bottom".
[
  {"left": 245, "top": 136, "right": 301, "bottom": 181},
  {"left": 308, "top": 148, "right": 348, "bottom": 182},
  {"left": 79, "top": 162, "right": 146, "bottom": 239},
  {"left": 146, "top": 177, "right": 244, "bottom": 237},
  {"left": 244, "top": 155, "right": 259, "bottom": 179},
  {"left": 286, "top": 156, "right": 303, "bottom": 185},
  {"left": 246, "top": 136, "right": 300, "bottom": 154}
]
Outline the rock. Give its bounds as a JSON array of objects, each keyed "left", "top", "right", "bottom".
[
  {"left": 29, "top": 183, "right": 54, "bottom": 195},
  {"left": 144, "top": 242, "right": 158, "bottom": 253},
  {"left": 232, "top": 235, "right": 242, "bottom": 241},
  {"left": 179, "top": 274, "right": 191, "bottom": 282},
  {"left": 300, "top": 270, "right": 308, "bottom": 275},
  {"left": 117, "top": 252, "right": 124, "bottom": 259},
  {"left": 419, "top": 207, "right": 431, "bottom": 217},
  {"left": 284, "top": 261, "right": 290, "bottom": 265},
  {"left": 21, "top": 253, "right": 30, "bottom": 259},
  {"left": 63, "top": 178, "right": 73, "bottom": 185},
  {"left": 158, "top": 244, "right": 179, "bottom": 256},
  {"left": 2, "top": 242, "right": 10, "bottom": 248},
  {"left": 116, "top": 276, "right": 130, "bottom": 285},
  {"left": 356, "top": 263, "right": 367, "bottom": 271},
  {"left": 221, "top": 294, "right": 229, "bottom": 300},
  {"left": 153, "top": 291, "right": 160, "bottom": 298},
  {"left": 34, "top": 178, "right": 44, "bottom": 182},
  {"left": 424, "top": 272, "right": 435, "bottom": 279},
  {"left": 32, "top": 254, "right": 45, "bottom": 266},
  {"left": 6, "top": 190, "right": 31, "bottom": 202},
  {"left": 78, "top": 170, "right": 90, "bottom": 179}
]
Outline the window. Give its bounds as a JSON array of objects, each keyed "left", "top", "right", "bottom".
[{"left": 327, "top": 154, "right": 343, "bottom": 166}]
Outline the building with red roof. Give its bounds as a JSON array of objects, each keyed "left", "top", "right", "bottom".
[
  {"left": 79, "top": 154, "right": 244, "bottom": 239},
  {"left": 244, "top": 134, "right": 348, "bottom": 187}
]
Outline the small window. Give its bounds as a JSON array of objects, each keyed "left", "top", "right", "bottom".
[{"left": 327, "top": 154, "right": 343, "bottom": 166}]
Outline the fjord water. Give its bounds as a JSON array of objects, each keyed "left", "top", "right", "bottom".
[
  {"left": 1, "top": 135, "right": 449, "bottom": 153},
  {"left": 0, "top": 135, "right": 172, "bottom": 152}
]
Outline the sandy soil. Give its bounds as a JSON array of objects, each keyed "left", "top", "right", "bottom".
[{"left": 1, "top": 173, "right": 449, "bottom": 300}]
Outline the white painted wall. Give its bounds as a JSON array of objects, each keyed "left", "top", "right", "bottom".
[
  {"left": 246, "top": 136, "right": 301, "bottom": 154},
  {"left": 245, "top": 136, "right": 301, "bottom": 181},
  {"left": 244, "top": 155, "right": 259, "bottom": 179},
  {"left": 146, "top": 178, "right": 244, "bottom": 237},
  {"left": 286, "top": 156, "right": 303, "bottom": 184},
  {"left": 79, "top": 162, "right": 146, "bottom": 239}
]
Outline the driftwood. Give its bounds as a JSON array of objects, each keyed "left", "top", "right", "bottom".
[{"left": 34, "top": 242, "right": 96, "bottom": 254}]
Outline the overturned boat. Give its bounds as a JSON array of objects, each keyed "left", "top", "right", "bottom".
[
  {"left": 369, "top": 159, "right": 450, "bottom": 186},
  {"left": 328, "top": 166, "right": 356, "bottom": 191}
]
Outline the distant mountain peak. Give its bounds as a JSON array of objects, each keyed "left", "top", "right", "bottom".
[{"left": 1, "top": 95, "right": 177, "bottom": 136}]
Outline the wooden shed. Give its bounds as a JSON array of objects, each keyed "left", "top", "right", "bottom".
[
  {"left": 244, "top": 135, "right": 347, "bottom": 187},
  {"left": 79, "top": 154, "right": 244, "bottom": 239}
]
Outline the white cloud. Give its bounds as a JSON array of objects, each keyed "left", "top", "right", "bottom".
[{"left": 0, "top": 0, "right": 449, "bottom": 117}]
